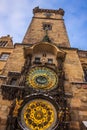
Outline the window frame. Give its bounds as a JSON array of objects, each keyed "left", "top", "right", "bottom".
[
  {"left": 48, "top": 58, "right": 53, "bottom": 64},
  {"left": 35, "top": 57, "right": 41, "bottom": 63},
  {"left": 0, "top": 53, "right": 10, "bottom": 61},
  {"left": 43, "top": 23, "right": 52, "bottom": 31}
]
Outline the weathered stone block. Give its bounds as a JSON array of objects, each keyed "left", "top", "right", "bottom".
[{"left": 70, "top": 121, "right": 80, "bottom": 130}]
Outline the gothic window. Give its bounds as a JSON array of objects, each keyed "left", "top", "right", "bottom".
[
  {"left": 43, "top": 24, "right": 52, "bottom": 30},
  {"left": 0, "top": 53, "right": 10, "bottom": 60},
  {"left": 48, "top": 58, "right": 53, "bottom": 64},
  {"left": 0, "top": 41, "right": 8, "bottom": 47}
]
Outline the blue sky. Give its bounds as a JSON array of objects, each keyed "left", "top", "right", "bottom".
[{"left": 0, "top": 0, "right": 87, "bottom": 50}]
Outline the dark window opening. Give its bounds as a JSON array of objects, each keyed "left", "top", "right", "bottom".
[
  {"left": 10, "top": 78, "right": 17, "bottom": 85},
  {"left": 43, "top": 24, "right": 52, "bottom": 30},
  {"left": 48, "top": 58, "right": 53, "bottom": 64},
  {"left": 84, "top": 69, "right": 87, "bottom": 82},
  {"left": 35, "top": 57, "right": 40, "bottom": 62}
]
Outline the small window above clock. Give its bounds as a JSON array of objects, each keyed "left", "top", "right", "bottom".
[
  {"left": 43, "top": 24, "right": 52, "bottom": 30},
  {"left": 35, "top": 57, "right": 40, "bottom": 62},
  {"left": 48, "top": 58, "right": 53, "bottom": 64}
]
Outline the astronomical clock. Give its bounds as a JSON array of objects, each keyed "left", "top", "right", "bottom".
[
  {"left": 2, "top": 43, "right": 70, "bottom": 130},
  {"left": 16, "top": 67, "right": 59, "bottom": 130},
  {"left": 26, "top": 66, "right": 58, "bottom": 91},
  {"left": 18, "top": 95, "right": 58, "bottom": 130}
]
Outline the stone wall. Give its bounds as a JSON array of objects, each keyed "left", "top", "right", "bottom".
[
  {"left": 2, "top": 44, "right": 25, "bottom": 76},
  {"left": 23, "top": 12, "right": 70, "bottom": 47},
  {"left": 64, "top": 49, "right": 84, "bottom": 82}
]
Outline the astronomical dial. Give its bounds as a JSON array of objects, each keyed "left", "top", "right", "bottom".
[
  {"left": 26, "top": 67, "right": 58, "bottom": 90},
  {"left": 18, "top": 98, "right": 58, "bottom": 130}
]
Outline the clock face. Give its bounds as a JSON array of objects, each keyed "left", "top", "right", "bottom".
[
  {"left": 26, "top": 67, "right": 58, "bottom": 90},
  {"left": 20, "top": 99, "right": 57, "bottom": 130}
]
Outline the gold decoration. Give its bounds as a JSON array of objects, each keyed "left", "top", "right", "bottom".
[
  {"left": 13, "top": 99, "right": 23, "bottom": 117},
  {"left": 21, "top": 99, "right": 57, "bottom": 130},
  {"left": 26, "top": 67, "right": 58, "bottom": 90},
  {"left": 58, "top": 108, "right": 70, "bottom": 122}
]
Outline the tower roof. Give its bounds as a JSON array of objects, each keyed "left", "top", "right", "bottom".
[{"left": 33, "top": 6, "right": 65, "bottom": 16}]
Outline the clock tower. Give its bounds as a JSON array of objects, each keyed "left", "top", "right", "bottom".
[
  {"left": 23, "top": 7, "right": 70, "bottom": 47},
  {"left": 5, "top": 7, "right": 70, "bottom": 130},
  {"left": 1, "top": 6, "right": 87, "bottom": 130}
]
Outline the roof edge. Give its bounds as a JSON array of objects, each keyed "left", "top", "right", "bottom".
[{"left": 33, "top": 6, "right": 65, "bottom": 16}]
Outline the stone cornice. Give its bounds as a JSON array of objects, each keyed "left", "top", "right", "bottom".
[
  {"left": 33, "top": 6, "right": 64, "bottom": 16},
  {"left": 78, "top": 49, "right": 87, "bottom": 53},
  {"left": 0, "top": 46, "right": 14, "bottom": 49},
  {"left": 71, "top": 81, "right": 87, "bottom": 84},
  {"left": 33, "top": 16, "right": 64, "bottom": 20},
  {"left": 58, "top": 46, "right": 78, "bottom": 51},
  {"left": 0, "top": 75, "right": 7, "bottom": 78}
]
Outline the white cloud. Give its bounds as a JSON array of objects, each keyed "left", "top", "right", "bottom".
[
  {"left": 0, "top": 0, "right": 49, "bottom": 43},
  {"left": 0, "top": 0, "right": 33, "bottom": 42}
]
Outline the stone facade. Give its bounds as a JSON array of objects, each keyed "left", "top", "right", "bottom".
[
  {"left": 0, "top": 7, "right": 87, "bottom": 130},
  {"left": 23, "top": 7, "right": 70, "bottom": 47}
]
